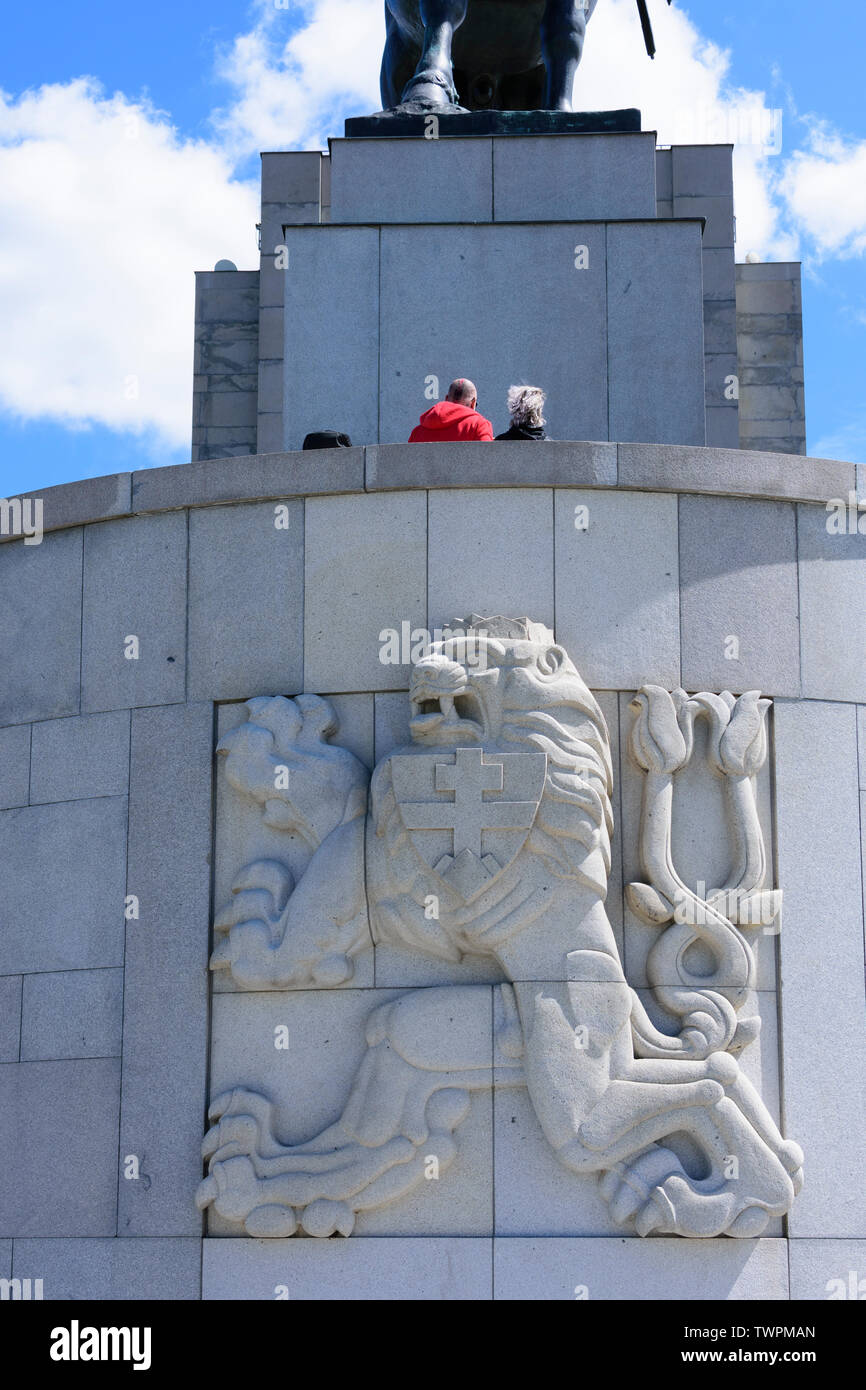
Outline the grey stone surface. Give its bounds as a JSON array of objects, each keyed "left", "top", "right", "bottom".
[
  {"left": 304, "top": 491, "right": 426, "bottom": 692},
  {"left": 187, "top": 501, "right": 304, "bottom": 701},
  {"left": 10, "top": 445, "right": 858, "bottom": 537},
  {"left": 494, "top": 993, "right": 781, "bottom": 1239},
  {"left": 705, "top": 404, "right": 740, "bottom": 448},
  {"left": 789, "top": 1240, "right": 866, "bottom": 1301},
  {"left": 618, "top": 442, "right": 853, "bottom": 503},
  {"left": 193, "top": 427, "right": 257, "bottom": 460},
  {"left": 594, "top": 689, "right": 624, "bottom": 958},
  {"left": 702, "top": 247, "right": 737, "bottom": 300},
  {"left": 282, "top": 228, "right": 379, "bottom": 449},
  {"left": 0, "top": 723, "right": 30, "bottom": 808},
  {"left": 679, "top": 495, "right": 800, "bottom": 695},
  {"left": 257, "top": 360, "right": 282, "bottom": 415},
  {"left": 0, "top": 975, "right": 21, "bottom": 1062},
  {"left": 133, "top": 449, "right": 364, "bottom": 512},
  {"left": 493, "top": 1237, "right": 787, "bottom": 1300},
  {"left": 119, "top": 703, "right": 213, "bottom": 1236},
  {"left": 330, "top": 137, "right": 493, "bottom": 224},
  {"left": 554, "top": 489, "right": 680, "bottom": 689},
  {"left": 12, "top": 1237, "right": 201, "bottom": 1300},
  {"left": 193, "top": 270, "right": 261, "bottom": 463},
  {"left": 81, "top": 513, "right": 187, "bottom": 712},
  {"left": 194, "top": 388, "right": 257, "bottom": 429},
  {"left": 738, "top": 261, "right": 804, "bottom": 283},
  {"left": 261, "top": 150, "right": 322, "bottom": 209},
  {"left": 859, "top": 706, "right": 866, "bottom": 789},
  {"left": 194, "top": 271, "right": 260, "bottom": 318},
  {"left": 798, "top": 503, "right": 866, "bottom": 702},
  {"left": 0, "top": 1241, "right": 9, "bottom": 1278},
  {"left": 325, "top": 693, "right": 375, "bottom": 768},
  {"left": 494, "top": 1088, "right": 621, "bottom": 1237},
  {"left": 0, "top": 797, "right": 126, "bottom": 974},
  {"left": 673, "top": 194, "right": 734, "bottom": 248},
  {"left": 321, "top": 151, "right": 331, "bottom": 218},
  {"left": 21, "top": 969, "right": 123, "bottom": 1061},
  {"left": 374, "top": 940, "right": 504, "bottom": 989},
  {"left": 195, "top": 320, "right": 258, "bottom": 374},
  {"left": 736, "top": 263, "right": 806, "bottom": 457},
  {"left": 209, "top": 989, "right": 493, "bottom": 1236},
  {"left": 258, "top": 305, "right": 283, "bottom": 361},
  {"left": 703, "top": 298, "right": 737, "bottom": 354},
  {"left": 0, "top": 528, "right": 82, "bottom": 726},
  {"left": 380, "top": 223, "right": 608, "bottom": 445},
  {"left": 202, "top": 1236, "right": 493, "bottom": 1300},
  {"left": 256, "top": 414, "right": 284, "bottom": 456},
  {"left": 0, "top": 1059, "right": 120, "bottom": 1236},
  {"left": 704, "top": 351, "right": 738, "bottom": 404},
  {"left": 672, "top": 144, "right": 734, "bottom": 198},
  {"left": 606, "top": 222, "right": 706, "bottom": 445},
  {"left": 29, "top": 710, "right": 130, "bottom": 804},
  {"left": 367, "top": 440, "right": 616, "bottom": 490},
  {"left": 493, "top": 133, "right": 657, "bottom": 221},
  {"left": 655, "top": 147, "right": 672, "bottom": 201},
  {"left": 428, "top": 489, "right": 554, "bottom": 633},
  {"left": 337, "top": 1095, "right": 486, "bottom": 1233},
  {"left": 775, "top": 700, "right": 866, "bottom": 1237},
  {"left": 0, "top": 473, "right": 132, "bottom": 546},
  {"left": 374, "top": 690, "right": 412, "bottom": 762}
]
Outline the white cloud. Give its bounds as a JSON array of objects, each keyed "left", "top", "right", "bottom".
[
  {"left": 780, "top": 122, "right": 866, "bottom": 259},
  {"left": 0, "top": 1, "right": 864, "bottom": 458},
  {"left": 212, "top": 0, "right": 382, "bottom": 158},
  {"left": 216, "top": 0, "right": 796, "bottom": 257},
  {"left": 0, "top": 79, "right": 258, "bottom": 450}
]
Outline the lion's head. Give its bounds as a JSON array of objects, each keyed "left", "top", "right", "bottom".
[
  {"left": 367, "top": 617, "right": 615, "bottom": 960},
  {"left": 407, "top": 615, "right": 613, "bottom": 892}
]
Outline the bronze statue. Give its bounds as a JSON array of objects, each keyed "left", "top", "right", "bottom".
[{"left": 380, "top": 0, "right": 670, "bottom": 113}]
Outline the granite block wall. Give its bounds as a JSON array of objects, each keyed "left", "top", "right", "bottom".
[
  {"left": 736, "top": 262, "right": 807, "bottom": 455},
  {"left": 1, "top": 444, "right": 862, "bottom": 1299},
  {"left": 192, "top": 269, "right": 260, "bottom": 462},
  {"left": 657, "top": 144, "right": 739, "bottom": 448}
]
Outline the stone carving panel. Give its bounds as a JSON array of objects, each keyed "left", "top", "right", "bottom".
[{"left": 198, "top": 617, "right": 802, "bottom": 1239}]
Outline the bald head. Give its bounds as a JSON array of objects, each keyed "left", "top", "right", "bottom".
[{"left": 447, "top": 378, "right": 478, "bottom": 407}]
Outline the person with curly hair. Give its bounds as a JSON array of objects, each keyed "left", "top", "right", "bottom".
[{"left": 496, "top": 385, "right": 549, "bottom": 441}]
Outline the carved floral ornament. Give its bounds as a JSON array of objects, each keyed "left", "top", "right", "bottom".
[{"left": 197, "top": 617, "right": 802, "bottom": 1241}]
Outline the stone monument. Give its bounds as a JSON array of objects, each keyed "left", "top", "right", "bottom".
[{"left": 0, "top": 4, "right": 863, "bottom": 1304}]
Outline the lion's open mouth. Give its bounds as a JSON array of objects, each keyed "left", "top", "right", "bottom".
[{"left": 409, "top": 685, "right": 484, "bottom": 741}]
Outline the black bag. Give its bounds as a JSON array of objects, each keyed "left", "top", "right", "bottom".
[{"left": 302, "top": 431, "right": 353, "bottom": 449}]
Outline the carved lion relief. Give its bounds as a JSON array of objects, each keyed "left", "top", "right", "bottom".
[{"left": 197, "top": 616, "right": 803, "bottom": 1239}]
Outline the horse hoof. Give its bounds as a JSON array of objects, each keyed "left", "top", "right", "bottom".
[{"left": 398, "top": 71, "right": 465, "bottom": 112}]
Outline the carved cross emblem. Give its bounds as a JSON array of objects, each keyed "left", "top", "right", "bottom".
[{"left": 390, "top": 747, "right": 546, "bottom": 899}]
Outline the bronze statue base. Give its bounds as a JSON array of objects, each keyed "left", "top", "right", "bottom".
[{"left": 344, "top": 108, "right": 641, "bottom": 139}]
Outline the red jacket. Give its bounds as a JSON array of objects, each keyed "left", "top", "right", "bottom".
[{"left": 409, "top": 401, "right": 494, "bottom": 443}]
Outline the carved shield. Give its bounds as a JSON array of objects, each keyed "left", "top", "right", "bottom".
[{"left": 390, "top": 747, "right": 547, "bottom": 901}]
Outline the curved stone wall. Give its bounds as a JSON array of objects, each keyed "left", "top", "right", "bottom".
[{"left": 0, "top": 443, "right": 864, "bottom": 1300}]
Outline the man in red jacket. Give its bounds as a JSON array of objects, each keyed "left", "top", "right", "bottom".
[{"left": 409, "top": 378, "right": 494, "bottom": 442}]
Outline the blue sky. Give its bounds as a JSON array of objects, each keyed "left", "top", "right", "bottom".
[{"left": 1, "top": 0, "right": 864, "bottom": 496}]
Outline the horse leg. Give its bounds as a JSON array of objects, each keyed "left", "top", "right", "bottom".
[
  {"left": 381, "top": 4, "right": 414, "bottom": 109},
  {"left": 541, "top": 0, "right": 597, "bottom": 111},
  {"left": 400, "top": 0, "right": 469, "bottom": 108}
]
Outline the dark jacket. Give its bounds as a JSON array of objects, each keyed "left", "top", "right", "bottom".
[
  {"left": 495, "top": 423, "right": 548, "bottom": 441},
  {"left": 409, "top": 401, "right": 494, "bottom": 442}
]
